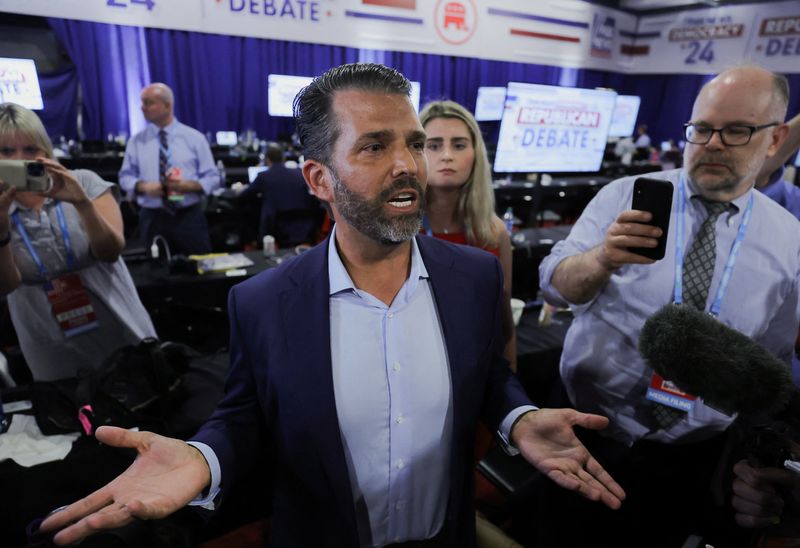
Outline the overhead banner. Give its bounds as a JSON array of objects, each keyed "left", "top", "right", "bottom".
[
  {"left": 1, "top": 0, "right": 800, "bottom": 74},
  {"left": 631, "top": 1, "right": 800, "bottom": 74}
]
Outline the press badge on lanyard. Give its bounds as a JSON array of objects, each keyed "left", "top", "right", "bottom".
[
  {"left": 646, "top": 373, "right": 696, "bottom": 411},
  {"left": 12, "top": 202, "right": 100, "bottom": 338},
  {"left": 644, "top": 174, "right": 753, "bottom": 412}
]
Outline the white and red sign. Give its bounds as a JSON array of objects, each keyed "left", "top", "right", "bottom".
[
  {"left": 2, "top": 0, "right": 800, "bottom": 73},
  {"left": 434, "top": 0, "right": 477, "bottom": 45}
]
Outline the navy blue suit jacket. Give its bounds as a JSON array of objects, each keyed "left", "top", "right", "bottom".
[
  {"left": 192, "top": 235, "right": 532, "bottom": 547},
  {"left": 239, "top": 163, "right": 319, "bottom": 242}
]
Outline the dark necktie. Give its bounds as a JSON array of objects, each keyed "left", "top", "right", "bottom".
[
  {"left": 158, "top": 129, "right": 175, "bottom": 212},
  {"left": 682, "top": 198, "right": 730, "bottom": 310},
  {"left": 159, "top": 129, "right": 168, "bottom": 183},
  {"left": 652, "top": 197, "right": 729, "bottom": 429}
]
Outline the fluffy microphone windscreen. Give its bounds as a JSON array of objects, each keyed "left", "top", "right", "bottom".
[{"left": 639, "top": 304, "right": 793, "bottom": 416}]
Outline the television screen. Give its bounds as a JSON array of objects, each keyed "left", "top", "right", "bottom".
[
  {"left": 216, "top": 131, "right": 238, "bottom": 147},
  {"left": 268, "top": 74, "right": 313, "bottom": 117},
  {"left": 493, "top": 82, "right": 617, "bottom": 173},
  {"left": 607, "top": 95, "right": 641, "bottom": 138},
  {"left": 410, "top": 81, "right": 421, "bottom": 113},
  {"left": 268, "top": 74, "right": 418, "bottom": 116},
  {"left": 474, "top": 86, "right": 506, "bottom": 122},
  {"left": 248, "top": 165, "right": 268, "bottom": 183},
  {"left": 0, "top": 57, "right": 43, "bottom": 110}
]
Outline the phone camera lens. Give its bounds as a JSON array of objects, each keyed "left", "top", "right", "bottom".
[{"left": 26, "top": 162, "right": 45, "bottom": 176}]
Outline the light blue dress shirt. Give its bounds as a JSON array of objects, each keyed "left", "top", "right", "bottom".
[
  {"left": 118, "top": 119, "right": 220, "bottom": 208},
  {"left": 540, "top": 169, "right": 800, "bottom": 445},
  {"left": 328, "top": 232, "right": 451, "bottom": 546},
  {"left": 760, "top": 166, "right": 800, "bottom": 221}
]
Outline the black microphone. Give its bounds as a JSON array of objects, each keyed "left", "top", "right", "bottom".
[
  {"left": 638, "top": 303, "right": 795, "bottom": 417},
  {"left": 639, "top": 304, "right": 800, "bottom": 468}
]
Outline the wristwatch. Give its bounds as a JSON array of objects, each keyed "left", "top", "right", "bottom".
[{"left": 0, "top": 232, "right": 11, "bottom": 248}]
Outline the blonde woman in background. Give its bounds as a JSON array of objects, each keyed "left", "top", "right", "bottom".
[{"left": 420, "top": 99, "right": 516, "bottom": 371}]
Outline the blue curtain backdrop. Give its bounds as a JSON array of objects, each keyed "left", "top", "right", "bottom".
[
  {"left": 48, "top": 19, "right": 150, "bottom": 140},
  {"left": 40, "top": 17, "right": 800, "bottom": 149},
  {"left": 37, "top": 67, "right": 79, "bottom": 141}
]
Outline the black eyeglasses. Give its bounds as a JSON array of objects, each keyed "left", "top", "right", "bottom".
[{"left": 683, "top": 122, "right": 779, "bottom": 147}]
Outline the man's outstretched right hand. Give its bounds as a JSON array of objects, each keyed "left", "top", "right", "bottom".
[{"left": 39, "top": 426, "right": 212, "bottom": 546}]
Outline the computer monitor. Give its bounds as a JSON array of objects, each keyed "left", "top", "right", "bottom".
[
  {"left": 474, "top": 87, "right": 506, "bottom": 122},
  {"left": 248, "top": 166, "right": 268, "bottom": 183},
  {"left": 493, "top": 82, "right": 617, "bottom": 173},
  {"left": 216, "top": 131, "right": 238, "bottom": 147},
  {"left": 607, "top": 95, "right": 641, "bottom": 138},
  {"left": 409, "top": 81, "right": 421, "bottom": 113},
  {"left": 268, "top": 74, "right": 313, "bottom": 117},
  {"left": 0, "top": 57, "right": 43, "bottom": 110}
]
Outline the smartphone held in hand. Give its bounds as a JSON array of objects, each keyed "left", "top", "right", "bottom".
[
  {"left": 0, "top": 160, "right": 53, "bottom": 192},
  {"left": 629, "top": 177, "right": 674, "bottom": 260}
]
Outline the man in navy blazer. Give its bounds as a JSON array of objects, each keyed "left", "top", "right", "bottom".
[
  {"left": 238, "top": 141, "right": 320, "bottom": 244},
  {"left": 42, "top": 63, "right": 624, "bottom": 547}
]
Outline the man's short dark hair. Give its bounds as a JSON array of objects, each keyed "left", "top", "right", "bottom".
[
  {"left": 293, "top": 63, "right": 411, "bottom": 166},
  {"left": 266, "top": 142, "right": 284, "bottom": 164}
]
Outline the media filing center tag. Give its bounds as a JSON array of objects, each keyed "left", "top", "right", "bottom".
[{"left": 645, "top": 373, "right": 696, "bottom": 411}]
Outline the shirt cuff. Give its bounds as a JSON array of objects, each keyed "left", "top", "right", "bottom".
[
  {"left": 186, "top": 441, "right": 222, "bottom": 510},
  {"left": 497, "top": 405, "right": 538, "bottom": 456}
]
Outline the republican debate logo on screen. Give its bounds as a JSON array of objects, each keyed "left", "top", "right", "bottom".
[{"left": 434, "top": 0, "right": 477, "bottom": 45}]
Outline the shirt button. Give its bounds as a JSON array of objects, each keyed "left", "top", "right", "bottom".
[
  {"left": 392, "top": 362, "right": 401, "bottom": 372},
  {"left": 395, "top": 501, "right": 404, "bottom": 511},
  {"left": 396, "top": 414, "right": 405, "bottom": 424},
  {"left": 388, "top": 313, "right": 394, "bottom": 319},
  {"left": 396, "top": 459, "right": 405, "bottom": 469}
]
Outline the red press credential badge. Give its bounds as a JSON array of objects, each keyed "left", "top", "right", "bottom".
[
  {"left": 166, "top": 166, "right": 186, "bottom": 203},
  {"left": 645, "top": 373, "right": 696, "bottom": 411},
  {"left": 45, "top": 274, "right": 100, "bottom": 338}
]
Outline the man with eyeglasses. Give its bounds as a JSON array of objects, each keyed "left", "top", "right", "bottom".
[{"left": 534, "top": 66, "right": 800, "bottom": 546}]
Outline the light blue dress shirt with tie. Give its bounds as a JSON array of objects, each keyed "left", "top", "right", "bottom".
[
  {"left": 540, "top": 169, "right": 800, "bottom": 445},
  {"left": 118, "top": 119, "right": 220, "bottom": 208}
]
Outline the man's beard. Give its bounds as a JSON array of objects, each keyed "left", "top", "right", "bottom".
[
  {"left": 330, "top": 169, "right": 425, "bottom": 245},
  {"left": 687, "top": 153, "right": 741, "bottom": 194}
]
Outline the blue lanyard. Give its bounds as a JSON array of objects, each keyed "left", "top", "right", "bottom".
[
  {"left": 422, "top": 214, "right": 433, "bottom": 236},
  {"left": 672, "top": 173, "right": 753, "bottom": 316},
  {"left": 11, "top": 201, "right": 76, "bottom": 283}
]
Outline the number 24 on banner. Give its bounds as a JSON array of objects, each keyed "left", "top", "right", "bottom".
[
  {"left": 684, "top": 41, "right": 715, "bottom": 65},
  {"left": 107, "top": 0, "right": 155, "bottom": 10}
]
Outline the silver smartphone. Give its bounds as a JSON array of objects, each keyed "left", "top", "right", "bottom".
[{"left": 0, "top": 160, "right": 53, "bottom": 192}]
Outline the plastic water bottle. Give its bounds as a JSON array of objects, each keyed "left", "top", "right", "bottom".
[
  {"left": 262, "top": 235, "right": 276, "bottom": 257},
  {"left": 216, "top": 160, "right": 226, "bottom": 186},
  {"left": 502, "top": 207, "right": 515, "bottom": 235}
]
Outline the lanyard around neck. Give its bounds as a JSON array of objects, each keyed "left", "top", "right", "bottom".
[
  {"left": 672, "top": 172, "right": 753, "bottom": 316},
  {"left": 11, "top": 201, "right": 76, "bottom": 280},
  {"left": 422, "top": 214, "right": 433, "bottom": 236}
]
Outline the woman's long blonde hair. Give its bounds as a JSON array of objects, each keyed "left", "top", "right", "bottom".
[{"left": 419, "top": 100, "right": 497, "bottom": 248}]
